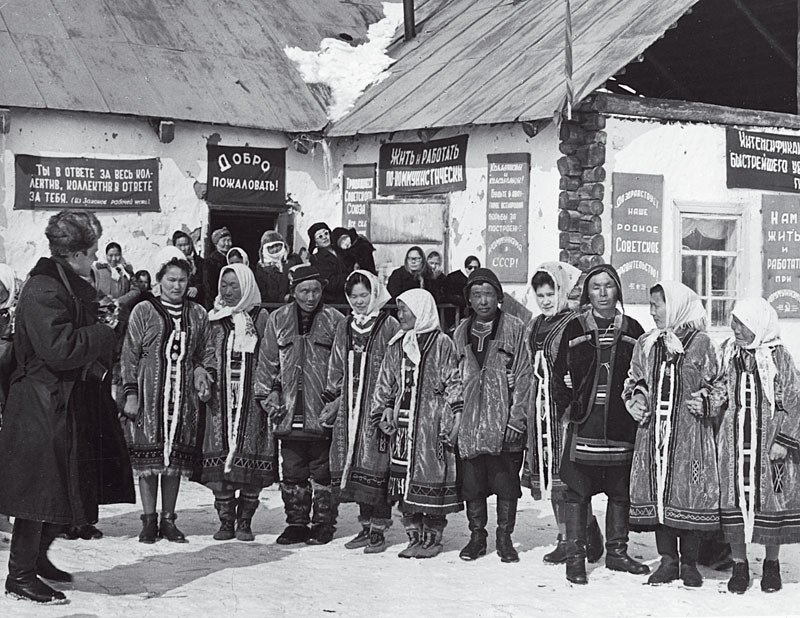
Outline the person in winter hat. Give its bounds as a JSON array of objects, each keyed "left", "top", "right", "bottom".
[
  {"left": 254, "top": 230, "right": 290, "bottom": 304},
  {"left": 308, "top": 222, "right": 347, "bottom": 305},
  {"left": 334, "top": 228, "right": 377, "bottom": 275},
  {"left": 454, "top": 268, "right": 531, "bottom": 563}
]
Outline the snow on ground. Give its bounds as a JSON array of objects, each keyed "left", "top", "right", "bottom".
[
  {"left": 0, "top": 481, "right": 797, "bottom": 617},
  {"left": 285, "top": 2, "right": 404, "bottom": 121}
]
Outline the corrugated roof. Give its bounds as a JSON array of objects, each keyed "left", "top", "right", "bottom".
[
  {"left": 327, "top": 0, "right": 701, "bottom": 136},
  {"left": 0, "top": 0, "right": 386, "bottom": 132}
]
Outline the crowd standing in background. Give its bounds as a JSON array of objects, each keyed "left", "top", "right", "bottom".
[{"left": 0, "top": 210, "right": 798, "bottom": 605}]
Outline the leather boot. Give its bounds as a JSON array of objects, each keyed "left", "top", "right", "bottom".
[
  {"left": 37, "top": 524, "right": 72, "bottom": 583},
  {"left": 236, "top": 496, "right": 260, "bottom": 542},
  {"left": 564, "top": 501, "right": 588, "bottom": 584},
  {"left": 398, "top": 516, "right": 422, "bottom": 559},
  {"left": 459, "top": 499, "right": 488, "bottom": 561},
  {"left": 680, "top": 532, "right": 702, "bottom": 587},
  {"left": 586, "top": 514, "right": 604, "bottom": 563},
  {"left": 543, "top": 535, "right": 568, "bottom": 564},
  {"left": 277, "top": 481, "right": 312, "bottom": 545},
  {"left": 649, "top": 527, "right": 679, "bottom": 585},
  {"left": 496, "top": 498, "right": 519, "bottom": 563},
  {"left": 306, "top": 482, "right": 337, "bottom": 545},
  {"left": 727, "top": 560, "right": 750, "bottom": 594},
  {"left": 604, "top": 500, "right": 649, "bottom": 575},
  {"left": 5, "top": 519, "right": 67, "bottom": 604},
  {"left": 138, "top": 513, "right": 159, "bottom": 544},
  {"left": 761, "top": 559, "right": 781, "bottom": 593},
  {"left": 213, "top": 497, "right": 237, "bottom": 541},
  {"left": 159, "top": 512, "right": 188, "bottom": 543},
  {"left": 416, "top": 520, "right": 445, "bottom": 559},
  {"left": 345, "top": 524, "right": 371, "bottom": 550},
  {"left": 364, "top": 519, "right": 391, "bottom": 555}
]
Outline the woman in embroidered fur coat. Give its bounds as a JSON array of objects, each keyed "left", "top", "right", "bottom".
[
  {"left": 715, "top": 298, "right": 800, "bottom": 594},
  {"left": 198, "top": 264, "right": 277, "bottom": 542},
  {"left": 373, "top": 289, "right": 464, "bottom": 559},
  {"left": 320, "top": 270, "right": 400, "bottom": 554},
  {"left": 121, "top": 247, "right": 213, "bottom": 544},
  {"left": 624, "top": 281, "right": 721, "bottom": 588}
]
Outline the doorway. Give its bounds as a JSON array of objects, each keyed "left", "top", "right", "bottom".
[{"left": 207, "top": 205, "right": 284, "bottom": 265}]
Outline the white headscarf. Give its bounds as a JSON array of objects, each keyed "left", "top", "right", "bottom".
[
  {"left": 730, "top": 297, "right": 782, "bottom": 409},
  {"left": 533, "top": 261, "right": 581, "bottom": 315},
  {"left": 346, "top": 269, "right": 391, "bottom": 325},
  {"left": 642, "top": 281, "right": 707, "bottom": 357},
  {"left": 226, "top": 247, "right": 250, "bottom": 267},
  {"left": 0, "top": 264, "right": 17, "bottom": 310},
  {"left": 208, "top": 264, "right": 262, "bottom": 354},
  {"left": 152, "top": 246, "right": 187, "bottom": 298},
  {"left": 389, "top": 288, "right": 440, "bottom": 365},
  {"left": 260, "top": 241, "right": 287, "bottom": 271}
]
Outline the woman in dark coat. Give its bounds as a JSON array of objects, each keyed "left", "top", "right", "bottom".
[
  {"left": 387, "top": 246, "right": 442, "bottom": 302},
  {"left": 308, "top": 222, "right": 348, "bottom": 305},
  {"left": 0, "top": 210, "right": 134, "bottom": 605},
  {"left": 173, "top": 230, "right": 208, "bottom": 308},
  {"left": 254, "top": 230, "right": 290, "bottom": 304},
  {"left": 332, "top": 227, "right": 377, "bottom": 275}
]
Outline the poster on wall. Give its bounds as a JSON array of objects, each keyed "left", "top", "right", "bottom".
[
  {"left": 726, "top": 128, "right": 800, "bottom": 193},
  {"left": 378, "top": 134, "right": 468, "bottom": 195},
  {"left": 485, "top": 153, "right": 530, "bottom": 284},
  {"left": 342, "top": 164, "right": 376, "bottom": 236},
  {"left": 206, "top": 145, "right": 286, "bottom": 206},
  {"left": 610, "top": 172, "right": 663, "bottom": 304},
  {"left": 14, "top": 155, "right": 159, "bottom": 211},
  {"left": 762, "top": 194, "right": 800, "bottom": 317}
]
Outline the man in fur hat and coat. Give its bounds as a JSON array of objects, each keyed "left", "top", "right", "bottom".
[
  {"left": 552, "top": 264, "right": 649, "bottom": 584},
  {"left": 255, "top": 265, "right": 345, "bottom": 545},
  {"left": 453, "top": 268, "right": 531, "bottom": 563}
]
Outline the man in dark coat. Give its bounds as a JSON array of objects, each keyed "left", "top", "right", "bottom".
[
  {"left": 308, "top": 222, "right": 347, "bottom": 305},
  {"left": 0, "top": 210, "right": 134, "bottom": 604},
  {"left": 551, "top": 263, "right": 648, "bottom": 585}
]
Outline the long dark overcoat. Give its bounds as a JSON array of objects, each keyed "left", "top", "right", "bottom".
[{"left": 0, "top": 257, "right": 134, "bottom": 525}]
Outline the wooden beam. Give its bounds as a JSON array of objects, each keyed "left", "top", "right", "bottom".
[
  {"left": 592, "top": 93, "right": 800, "bottom": 129},
  {"left": 730, "top": 0, "right": 794, "bottom": 69}
]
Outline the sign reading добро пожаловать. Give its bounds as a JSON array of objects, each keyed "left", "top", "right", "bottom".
[
  {"left": 14, "top": 155, "right": 159, "bottom": 211},
  {"left": 727, "top": 128, "right": 800, "bottom": 192},
  {"left": 378, "top": 135, "right": 468, "bottom": 195}
]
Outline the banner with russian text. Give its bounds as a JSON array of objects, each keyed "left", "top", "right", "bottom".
[
  {"left": 762, "top": 194, "right": 800, "bottom": 317},
  {"left": 207, "top": 145, "right": 285, "bottom": 206},
  {"left": 610, "top": 173, "right": 663, "bottom": 304},
  {"left": 485, "top": 153, "right": 530, "bottom": 283},
  {"left": 378, "top": 135, "right": 468, "bottom": 195},
  {"left": 342, "top": 164, "right": 376, "bottom": 236},
  {"left": 14, "top": 155, "right": 159, "bottom": 211},
  {"left": 726, "top": 128, "right": 800, "bottom": 193}
]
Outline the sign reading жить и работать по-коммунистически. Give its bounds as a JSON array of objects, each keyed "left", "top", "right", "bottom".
[{"left": 378, "top": 135, "right": 468, "bottom": 196}]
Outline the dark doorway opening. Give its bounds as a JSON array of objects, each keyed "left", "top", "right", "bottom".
[{"left": 207, "top": 206, "right": 282, "bottom": 266}]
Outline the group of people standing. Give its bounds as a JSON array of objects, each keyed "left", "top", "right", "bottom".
[{"left": 0, "top": 209, "right": 796, "bottom": 607}]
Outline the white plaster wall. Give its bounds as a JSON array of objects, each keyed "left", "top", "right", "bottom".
[
  {"left": 330, "top": 123, "right": 562, "bottom": 310},
  {"left": 0, "top": 109, "right": 336, "bottom": 278},
  {"left": 604, "top": 116, "right": 800, "bottom": 361}
]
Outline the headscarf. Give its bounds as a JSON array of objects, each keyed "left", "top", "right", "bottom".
[
  {"left": 389, "top": 288, "right": 440, "bottom": 365},
  {"left": 226, "top": 247, "right": 250, "bottom": 267},
  {"left": 208, "top": 264, "right": 261, "bottom": 354},
  {"left": 259, "top": 230, "right": 287, "bottom": 271},
  {"left": 580, "top": 263, "right": 624, "bottom": 307},
  {"left": 346, "top": 269, "right": 391, "bottom": 325},
  {"left": 0, "top": 264, "right": 17, "bottom": 310},
  {"left": 104, "top": 259, "right": 131, "bottom": 282},
  {"left": 642, "top": 281, "right": 707, "bottom": 357},
  {"left": 151, "top": 246, "right": 188, "bottom": 297},
  {"left": 532, "top": 261, "right": 581, "bottom": 315},
  {"left": 171, "top": 230, "right": 197, "bottom": 275},
  {"left": 730, "top": 297, "right": 782, "bottom": 409}
]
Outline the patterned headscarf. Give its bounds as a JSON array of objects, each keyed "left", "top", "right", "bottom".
[
  {"left": 389, "top": 288, "right": 440, "bottom": 365},
  {"left": 208, "top": 264, "right": 262, "bottom": 354},
  {"left": 642, "top": 281, "right": 707, "bottom": 357},
  {"left": 346, "top": 269, "right": 391, "bottom": 325},
  {"left": 730, "top": 297, "right": 782, "bottom": 409}
]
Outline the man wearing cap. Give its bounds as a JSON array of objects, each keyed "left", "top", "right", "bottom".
[
  {"left": 551, "top": 263, "right": 648, "bottom": 584},
  {"left": 207, "top": 227, "right": 233, "bottom": 303},
  {"left": 453, "top": 268, "right": 531, "bottom": 563},
  {"left": 255, "top": 265, "right": 345, "bottom": 545},
  {"left": 308, "top": 222, "right": 347, "bottom": 306}
]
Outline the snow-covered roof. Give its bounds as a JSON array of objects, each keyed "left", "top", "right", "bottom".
[
  {"left": 0, "top": 0, "right": 386, "bottom": 132},
  {"left": 327, "top": 0, "right": 702, "bottom": 136}
]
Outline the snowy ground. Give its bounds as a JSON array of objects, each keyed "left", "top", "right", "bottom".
[{"left": 0, "top": 482, "right": 797, "bottom": 617}]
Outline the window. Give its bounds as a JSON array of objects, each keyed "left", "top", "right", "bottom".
[{"left": 680, "top": 214, "right": 740, "bottom": 327}]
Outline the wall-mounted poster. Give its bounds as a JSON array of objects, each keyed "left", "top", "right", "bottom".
[
  {"left": 14, "top": 155, "right": 159, "bottom": 211},
  {"left": 762, "top": 194, "right": 800, "bottom": 317},
  {"left": 206, "top": 145, "right": 286, "bottom": 206},
  {"left": 727, "top": 128, "right": 800, "bottom": 193},
  {"left": 342, "top": 164, "right": 376, "bottom": 236},
  {"left": 611, "top": 172, "right": 663, "bottom": 304},
  {"left": 485, "top": 153, "right": 530, "bottom": 284},
  {"left": 378, "top": 135, "right": 468, "bottom": 195}
]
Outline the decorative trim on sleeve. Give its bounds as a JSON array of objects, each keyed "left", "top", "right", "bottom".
[
  {"left": 321, "top": 389, "right": 339, "bottom": 404},
  {"left": 449, "top": 401, "right": 464, "bottom": 415},
  {"left": 775, "top": 433, "right": 800, "bottom": 451},
  {"left": 123, "top": 383, "right": 138, "bottom": 396}
]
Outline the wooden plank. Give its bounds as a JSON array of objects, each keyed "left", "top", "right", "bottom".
[
  {"left": 48, "top": 0, "right": 127, "bottom": 42},
  {"left": 0, "top": 32, "right": 45, "bottom": 108},
  {"left": 0, "top": 0, "right": 69, "bottom": 39},
  {"left": 594, "top": 93, "right": 800, "bottom": 129},
  {"left": 13, "top": 33, "right": 108, "bottom": 112},
  {"left": 73, "top": 39, "right": 170, "bottom": 117},
  {"left": 157, "top": 0, "right": 238, "bottom": 55},
  {"left": 110, "top": 0, "right": 185, "bottom": 50}
]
